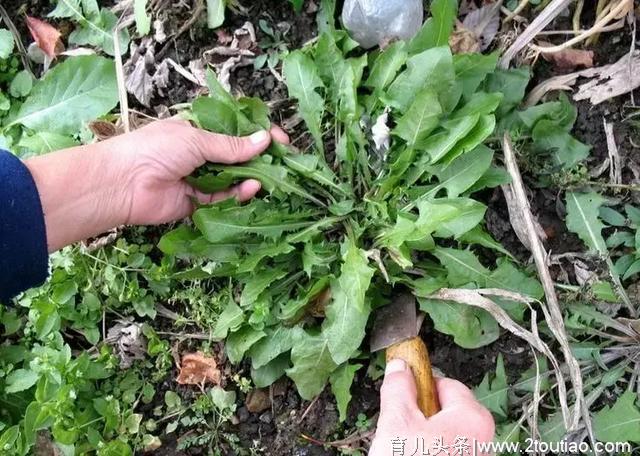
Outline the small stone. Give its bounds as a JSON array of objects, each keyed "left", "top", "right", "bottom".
[
  {"left": 245, "top": 388, "right": 271, "bottom": 414},
  {"left": 237, "top": 406, "right": 250, "bottom": 423},
  {"left": 259, "top": 411, "right": 273, "bottom": 424}
]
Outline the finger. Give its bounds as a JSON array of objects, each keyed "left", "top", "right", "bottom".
[
  {"left": 194, "top": 179, "right": 262, "bottom": 204},
  {"left": 377, "top": 359, "right": 423, "bottom": 427},
  {"left": 270, "top": 125, "right": 290, "bottom": 144},
  {"left": 192, "top": 129, "right": 271, "bottom": 165},
  {"left": 435, "top": 378, "right": 479, "bottom": 410}
]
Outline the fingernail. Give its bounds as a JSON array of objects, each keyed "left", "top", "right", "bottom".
[
  {"left": 385, "top": 359, "right": 407, "bottom": 375},
  {"left": 249, "top": 130, "right": 269, "bottom": 144}
]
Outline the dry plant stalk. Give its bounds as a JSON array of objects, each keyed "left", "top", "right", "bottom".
[
  {"left": 501, "top": 133, "right": 587, "bottom": 432},
  {"left": 530, "top": 0, "right": 633, "bottom": 53}
]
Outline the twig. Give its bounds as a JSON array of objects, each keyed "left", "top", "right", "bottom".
[
  {"left": 530, "top": 0, "right": 633, "bottom": 54},
  {"left": 603, "top": 120, "right": 622, "bottom": 185},
  {"left": 572, "top": 0, "right": 584, "bottom": 35},
  {"left": 298, "top": 393, "right": 322, "bottom": 424},
  {"left": 503, "top": 0, "right": 530, "bottom": 23},
  {"left": 156, "top": 0, "right": 205, "bottom": 60},
  {"left": 500, "top": 0, "right": 574, "bottom": 69},
  {"left": 113, "top": 26, "right": 130, "bottom": 133},
  {"left": 502, "top": 133, "right": 586, "bottom": 432},
  {"left": 156, "top": 331, "right": 212, "bottom": 340},
  {"left": 0, "top": 5, "right": 34, "bottom": 78}
]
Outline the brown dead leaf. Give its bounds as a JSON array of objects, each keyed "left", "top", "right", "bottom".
[
  {"left": 308, "top": 287, "right": 332, "bottom": 318},
  {"left": 539, "top": 42, "right": 594, "bottom": 71},
  {"left": 177, "top": 352, "right": 222, "bottom": 386},
  {"left": 449, "top": 24, "right": 481, "bottom": 54},
  {"left": 26, "top": 16, "right": 62, "bottom": 59}
]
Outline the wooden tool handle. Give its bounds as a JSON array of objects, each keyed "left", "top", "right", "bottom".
[{"left": 386, "top": 336, "right": 440, "bottom": 417}]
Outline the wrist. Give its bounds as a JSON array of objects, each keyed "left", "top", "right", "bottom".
[{"left": 25, "top": 142, "right": 127, "bottom": 252}]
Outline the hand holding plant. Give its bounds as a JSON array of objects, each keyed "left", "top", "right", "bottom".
[{"left": 25, "top": 119, "right": 287, "bottom": 252}]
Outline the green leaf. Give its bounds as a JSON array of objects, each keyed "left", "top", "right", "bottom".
[
  {"left": 0, "top": 29, "right": 14, "bottom": 59},
  {"left": 566, "top": 192, "right": 607, "bottom": 254},
  {"left": 418, "top": 298, "right": 499, "bottom": 348},
  {"left": 9, "top": 56, "right": 118, "bottom": 136},
  {"left": 18, "top": 131, "right": 79, "bottom": 154},
  {"left": 240, "top": 268, "right": 287, "bottom": 307},
  {"left": 212, "top": 300, "right": 244, "bottom": 339},
  {"left": 249, "top": 326, "right": 297, "bottom": 369},
  {"left": 365, "top": 41, "right": 408, "bottom": 91},
  {"left": 428, "top": 145, "right": 494, "bottom": 198},
  {"left": 474, "top": 354, "right": 508, "bottom": 418},
  {"left": 192, "top": 96, "right": 256, "bottom": 136},
  {"left": 134, "top": 0, "right": 151, "bottom": 36},
  {"left": 226, "top": 326, "right": 266, "bottom": 364},
  {"left": 9, "top": 70, "right": 33, "bottom": 98},
  {"left": 283, "top": 51, "right": 325, "bottom": 152},
  {"left": 206, "top": 0, "right": 225, "bottom": 29},
  {"left": 593, "top": 391, "right": 640, "bottom": 443},
  {"left": 215, "top": 158, "right": 325, "bottom": 205},
  {"left": 454, "top": 53, "right": 499, "bottom": 100},
  {"left": 407, "top": 0, "right": 457, "bottom": 54},
  {"left": 193, "top": 201, "right": 315, "bottom": 244},
  {"left": 5, "top": 369, "right": 39, "bottom": 394},
  {"left": 323, "top": 239, "right": 375, "bottom": 364},
  {"left": 286, "top": 329, "right": 337, "bottom": 400},
  {"left": 330, "top": 363, "right": 361, "bottom": 422},
  {"left": 252, "top": 353, "right": 290, "bottom": 388},
  {"left": 393, "top": 89, "right": 442, "bottom": 148},
  {"left": 483, "top": 67, "right": 530, "bottom": 117},
  {"left": 532, "top": 123, "right": 590, "bottom": 168},
  {"left": 417, "top": 198, "right": 486, "bottom": 239},
  {"left": 386, "top": 46, "right": 455, "bottom": 112},
  {"left": 419, "top": 114, "right": 479, "bottom": 167},
  {"left": 443, "top": 114, "right": 496, "bottom": 164}
]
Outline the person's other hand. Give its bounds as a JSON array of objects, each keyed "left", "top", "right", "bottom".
[
  {"left": 369, "top": 359, "right": 495, "bottom": 456},
  {"left": 26, "top": 119, "right": 288, "bottom": 252}
]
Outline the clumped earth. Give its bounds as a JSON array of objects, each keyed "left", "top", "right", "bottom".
[{"left": 3, "top": 0, "right": 640, "bottom": 455}]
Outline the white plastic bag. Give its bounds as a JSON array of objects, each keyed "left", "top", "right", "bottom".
[{"left": 342, "top": 0, "right": 424, "bottom": 49}]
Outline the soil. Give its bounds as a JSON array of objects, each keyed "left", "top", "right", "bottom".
[{"left": 5, "top": 0, "right": 639, "bottom": 455}]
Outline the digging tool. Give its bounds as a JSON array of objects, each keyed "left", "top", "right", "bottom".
[{"left": 370, "top": 293, "right": 440, "bottom": 417}]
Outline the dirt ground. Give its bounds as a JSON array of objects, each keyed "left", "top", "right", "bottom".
[{"left": 5, "top": 0, "right": 640, "bottom": 454}]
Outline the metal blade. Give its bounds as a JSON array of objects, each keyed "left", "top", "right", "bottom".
[{"left": 370, "top": 293, "right": 419, "bottom": 352}]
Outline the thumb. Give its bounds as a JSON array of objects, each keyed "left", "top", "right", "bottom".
[
  {"left": 377, "top": 359, "right": 423, "bottom": 428},
  {"left": 193, "top": 129, "right": 272, "bottom": 165}
]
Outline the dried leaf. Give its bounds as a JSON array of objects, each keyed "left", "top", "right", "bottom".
[
  {"left": 461, "top": 1, "right": 501, "bottom": 51},
  {"left": 371, "top": 110, "right": 390, "bottom": 152},
  {"left": 540, "top": 43, "right": 594, "bottom": 71},
  {"left": 177, "top": 352, "right": 222, "bottom": 385},
  {"left": 26, "top": 16, "right": 62, "bottom": 59},
  {"left": 106, "top": 320, "right": 147, "bottom": 368}
]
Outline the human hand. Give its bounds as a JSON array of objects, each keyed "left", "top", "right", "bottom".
[
  {"left": 25, "top": 119, "right": 287, "bottom": 252},
  {"left": 369, "top": 359, "right": 495, "bottom": 456}
]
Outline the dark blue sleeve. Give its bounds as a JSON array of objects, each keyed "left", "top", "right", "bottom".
[{"left": 0, "top": 150, "right": 48, "bottom": 303}]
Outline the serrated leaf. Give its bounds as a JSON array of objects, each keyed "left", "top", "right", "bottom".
[
  {"left": 193, "top": 202, "right": 316, "bottom": 244},
  {"left": 418, "top": 198, "right": 486, "bottom": 239},
  {"left": 240, "top": 268, "right": 287, "bottom": 307},
  {"left": 593, "top": 391, "right": 640, "bottom": 443},
  {"left": 283, "top": 51, "right": 325, "bottom": 153},
  {"left": 394, "top": 89, "right": 442, "bottom": 148},
  {"left": 386, "top": 46, "right": 454, "bottom": 112},
  {"left": 212, "top": 300, "right": 244, "bottom": 340},
  {"left": 0, "top": 29, "right": 14, "bottom": 59},
  {"left": 407, "top": 0, "right": 457, "bottom": 54},
  {"left": 226, "top": 326, "right": 266, "bottom": 364},
  {"left": 566, "top": 192, "right": 607, "bottom": 254},
  {"left": 330, "top": 363, "right": 361, "bottom": 422},
  {"left": 249, "top": 326, "right": 297, "bottom": 369},
  {"left": 428, "top": 145, "right": 494, "bottom": 198},
  {"left": 443, "top": 114, "right": 496, "bottom": 164},
  {"left": 286, "top": 329, "right": 337, "bottom": 400},
  {"left": 454, "top": 52, "right": 499, "bottom": 100},
  {"left": 418, "top": 298, "right": 499, "bottom": 348},
  {"left": 323, "top": 238, "right": 375, "bottom": 364},
  {"left": 474, "top": 354, "right": 508, "bottom": 418},
  {"left": 365, "top": 41, "right": 408, "bottom": 90},
  {"left": 419, "top": 114, "right": 479, "bottom": 167},
  {"left": 9, "top": 56, "right": 118, "bottom": 135}
]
